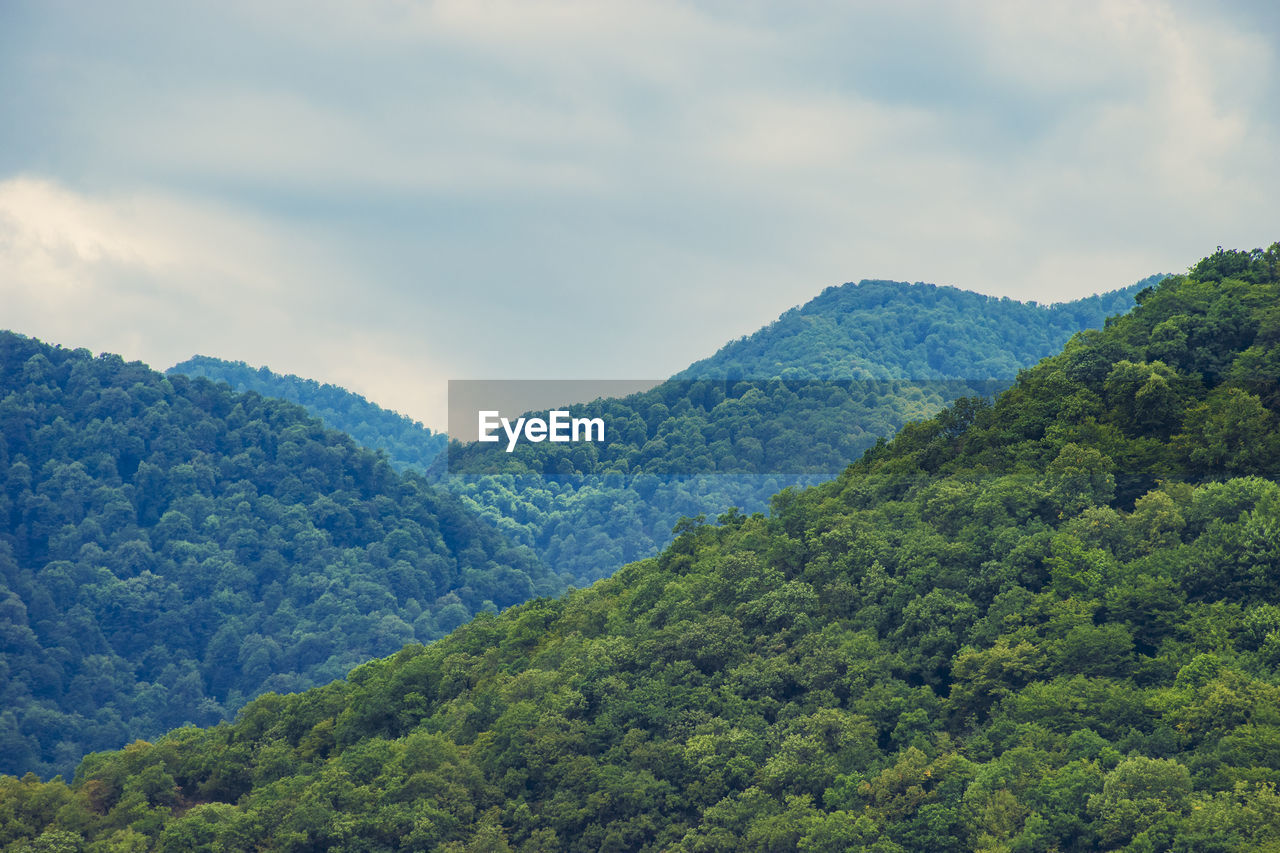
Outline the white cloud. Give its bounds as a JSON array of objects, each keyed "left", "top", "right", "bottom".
[
  {"left": 0, "top": 0, "right": 1276, "bottom": 422},
  {"left": 0, "top": 176, "right": 454, "bottom": 427}
]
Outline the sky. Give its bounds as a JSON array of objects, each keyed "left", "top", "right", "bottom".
[{"left": 1, "top": 0, "right": 1277, "bottom": 431}]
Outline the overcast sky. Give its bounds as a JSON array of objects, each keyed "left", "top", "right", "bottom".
[{"left": 2, "top": 0, "right": 1277, "bottom": 430}]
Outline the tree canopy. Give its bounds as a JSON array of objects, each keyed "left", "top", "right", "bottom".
[
  {"left": 3, "top": 247, "right": 1275, "bottom": 851},
  {"left": 444, "top": 279, "right": 1152, "bottom": 583},
  {"left": 167, "top": 357, "right": 448, "bottom": 473},
  {"left": 0, "top": 338, "right": 565, "bottom": 779}
]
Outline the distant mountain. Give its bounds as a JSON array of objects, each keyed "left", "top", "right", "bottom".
[
  {"left": 0, "top": 334, "right": 564, "bottom": 779},
  {"left": 439, "top": 278, "right": 1154, "bottom": 581},
  {"left": 676, "top": 276, "right": 1157, "bottom": 380},
  {"left": 167, "top": 281, "right": 1153, "bottom": 586},
  {"left": 162, "top": 284, "right": 1153, "bottom": 586},
  {"left": 168, "top": 356, "right": 447, "bottom": 472},
  {"left": 8, "top": 247, "right": 1277, "bottom": 851}
]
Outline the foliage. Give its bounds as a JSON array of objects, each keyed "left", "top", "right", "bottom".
[
  {"left": 167, "top": 357, "right": 448, "bottom": 473},
  {"left": 178, "top": 284, "right": 1146, "bottom": 588},
  {"left": 0, "top": 338, "right": 566, "bottom": 779},
  {"left": 676, "top": 276, "right": 1154, "bottom": 381},
  {"left": 2, "top": 247, "right": 1275, "bottom": 849},
  {"left": 439, "top": 279, "right": 1148, "bottom": 582}
]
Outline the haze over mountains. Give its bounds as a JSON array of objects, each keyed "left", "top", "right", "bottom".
[
  {"left": 0, "top": 275, "right": 1152, "bottom": 784},
  {"left": 3, "top": 246, "right": 1276, "bottom": 851}
]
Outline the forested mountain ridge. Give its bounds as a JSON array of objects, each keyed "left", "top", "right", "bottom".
[
  {"left": 166, "top": 356, "right": 448, "bottom": 472},
  {"left": 0, "top": 335, "right": 565, "bottom": 780},
  {"left": 4, "top": 245, "right": 1276, "bottom": 851},
  {"left": 438, "top": 377, "right": 997, "bottom": 478},
  {"left": 163, "top": 282, "right": 1150, "bottom": 585},
  {"left": 439, "top": 280, "right": 1151, "bottom": 581},
  {"left": 445, "top": 278, "right": 1152, "bottom": 477},
  {"left": 675, "top": 276, "right": 1155, "bottom": 381},
  {"left": 0, "top": 276, "right": 1150, "bottom": 783}
]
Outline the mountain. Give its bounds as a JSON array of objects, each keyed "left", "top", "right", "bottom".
[
  {"left": 167, "top": 356, "right": 448, "bottom": 472},
  {"left": 0, "top": 335, "right": 565, "bottom": 779},
  {"left": 0, "top": 275, "right": 1146, "bottom": 779},
  {"left": 168, "top": 282, "right": 1149, "bottom": 585},
  {"left": 442, "top": 277, "right": 1154, "bottom": 480},
  {"left": 438, "top": 279, "right": 1151, "bottom": 582},
  {"left": 5, "top": 245, "right": 1274, "bottom": 851},
  {"left": 675, "top": 276, "right": 1156, "bottom": 380}
]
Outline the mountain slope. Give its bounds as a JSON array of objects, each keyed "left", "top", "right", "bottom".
[
  {"left": 0, "top": 335, "right": 564, "bottom": 779},
  {"left": 4, "top": 246, "right": 1276, "bottom": 851},
  {"left": 167, "top": 356, "right": 448, "bottom": 472},
  {"left": 439, "top": 279, "right": 1150, "bottom": 582},
  {"left": 167, "top": 282, "right": 1149, "bottom": 586},
  {"left": 676, "top": 276, "right": 1155, "bottom": 380}
]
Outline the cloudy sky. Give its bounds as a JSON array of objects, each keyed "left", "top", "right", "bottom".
[{"left": 2, "top": 0, "right": 1277, "bottom": 430}]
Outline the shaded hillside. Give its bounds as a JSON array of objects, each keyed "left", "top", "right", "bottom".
[
  {"left": 4, "top": 246, "right": 1276, "bottom": 851},
  {"left": 0, "top": 335, "right": 565, "bottom": 779},
  {"left": 167, "top": 356, "right": 447, "bottom": 472},
  {"left": 676, "top": 276, "right": 1155, "bottom": 380}
]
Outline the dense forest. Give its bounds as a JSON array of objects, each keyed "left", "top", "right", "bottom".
[
  {"left": 168, "top": 283, "right": 1145, "bottom": 584},
  {"left": 438, "top": 281, "right": 1146, "bottom": 581},
  {"left": 167, "top": 357, "right": 447, "bottom": 473},
  {"left": 439, "top": 379, "right": 1004, "bottom": 478},
  {"left": 0, "top": 338, "right": 566, "bottom": 780},
  {"left": 438, "top": 377, "right": 990, "bottom": 583},
  {"left": 3, "top": 246, "right": 1274, "bottom": 851},
  {"left": 0, "top": 278, "right": 1146, "bottom": 783},
  {"left": 676, "top": 277, "right": 1156, "bottom": 381}
]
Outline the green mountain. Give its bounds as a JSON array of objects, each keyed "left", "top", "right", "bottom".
[
  {"left": 0, "top": 276, "right": 1147, "bottom": 781},
  {"left": 166, "top": 357, "right": 448, "bottom": 472},
  {"left": 436, "top": 376, "right": 988, "bottom": 583},
  {"left": 0, "top": 335, "right": 566, "bottom": 780},
  {"left": 675, "top": 276, "right": 1155, "bottom": 380},
  {"left": 5, "top": 246, "right": 1275, "bottom": 851},
  {"left": 168, "top": 282, "right": 1147, "bottom": 585},
  {"left": 439, "top": 279, "right": 1149, "bottom": 582}
]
